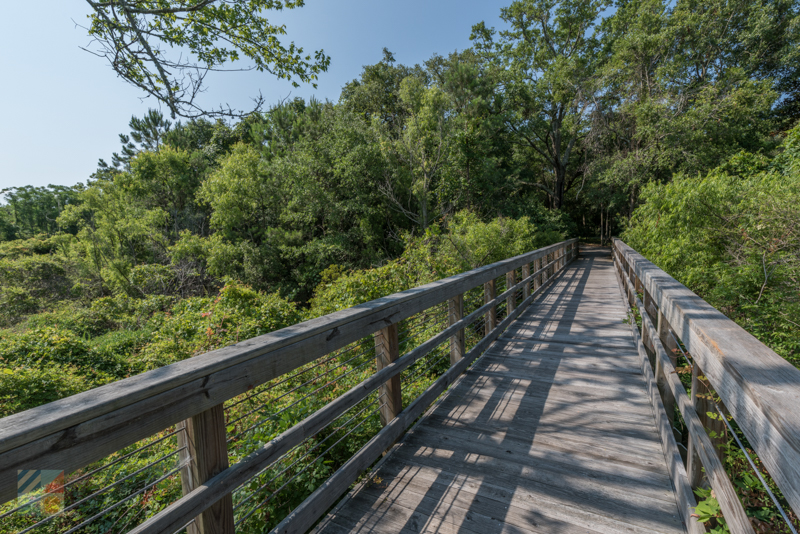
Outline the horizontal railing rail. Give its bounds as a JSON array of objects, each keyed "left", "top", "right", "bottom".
[
  {"left": 0, "top": 238, "right": 578, "bottom": 533},
  {"left": 613, "top": 238, "right": 800, "bottom": 534}
]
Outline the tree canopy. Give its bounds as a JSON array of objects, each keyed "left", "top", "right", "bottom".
[{"left": 83, "top": 0, "right": 330, "bottom": 117}]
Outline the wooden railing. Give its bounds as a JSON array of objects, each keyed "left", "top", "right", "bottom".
[
  {"left": 0, "top": 239, "right": 578, "bottom": 533},
  {"left": 613, "top": 238, "right": 800, "bottom": 534}
]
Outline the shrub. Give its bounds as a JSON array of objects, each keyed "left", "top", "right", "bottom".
[
  {"left": 0, "top": 365, "right": 94, "bottom": 416},
  {"left": 623, "top": 127, "right": 800, "bottom": 364}
]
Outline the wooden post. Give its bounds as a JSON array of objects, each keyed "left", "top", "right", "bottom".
[
  {"left": 658, "top": 310, "right": 680, "bottom": 364},
  {"left": 374, "top": 324, "right": 401, "bottom": 426},
  {"left": 522, "top": 263, "right": 531, "bottom": 299},
  {"left": 448, "top": 294, "right": 465, "bottom": 366},
  {"left": 484, "top": 279, "right": 497, "bottom": 335},
  {"left": 506, "top": 270, "right": 516, "bottom": 315},
  {"left": 178, "top": 406, "right": 235, "bottom": 534},
  {"left": 534, "top": 258, "right": 541, "bottom": 290},
  {"left": 687, "top": 363, "right": 705, "bottom": 488}
]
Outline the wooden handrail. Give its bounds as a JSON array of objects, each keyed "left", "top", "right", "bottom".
[
  {"left": 613, "top": 238, "right": 800, "bottom": 524},
  {"left": 130, "top": 244, "right": 577, "bottom": 534},
  {"left": 0, "top": 239, "right": 578, "bottom": 527}
]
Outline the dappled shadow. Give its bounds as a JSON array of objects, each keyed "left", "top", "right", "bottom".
[{"left": 314, "top": 246, "right": 687, "bottom": 534}]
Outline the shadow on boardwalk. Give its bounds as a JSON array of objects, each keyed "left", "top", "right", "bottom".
[{"left": 313, "top": 247, "right": 687, "bottom": 534}]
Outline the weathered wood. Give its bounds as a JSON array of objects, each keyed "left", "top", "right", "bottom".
[
  {"left": 315, "top": 249, "right": 691, "bottom": 534},
  {"left": 272, "top": 253, "right": 566, "bottom": 534},
  {"left": 375, "top": 323, "right": 402, "bottom": 426},
  {"left": 484, "top": 279, "right": 497, "bottom": 335},
  {"left": 687, "top": 363, "right": 704, "bottom": 489},
  {"left": 127, "top": 244, "right": 578, "bottom": 534},
  {"left": 178, "top": 405, "right": 234, "bottom": 534},
  {"left": 615, "top": 267, "right": 703, "bottom": 534},
  {"left": 447, "top": 294, "right": 464, "bottom": 365},
  {"left": 0, "top": 241, "right": 576, "bottom": 504},
  {"left": 615, "top": 238, "right": 800, "bottom": 516},
  {"left": 522, "top": 263, "right": 531, "bottom": 299},
  {"left": 506, "top": 270, "right": 517, "bottom": 314},
  {"left": 616, "top": 254, "right": 753, "bottom": 534}
]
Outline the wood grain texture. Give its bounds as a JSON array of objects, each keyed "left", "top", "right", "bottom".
[
  {"left": 447, "top": 294, "right": 464, "bottom": 365},
  {"left": 614, "top": 238, "right": 800, "bottom": 517},
  {"left": 615, "top": 250, "right": 750, "bottom": 534},
  {"left": 313, "top": 246, "right": 691, "bottom": 534},
  {"left": 180, "top": 405, "right": 235, "bottom": 534},
  {"left": 375, "top": 324, "right": 402, "bottom": 426},
  {"left": 125, "top": 245, "right": 577, "bottom": 534},
  {"left": 0, "top": 241, "right": 576, "bottom": 505}
]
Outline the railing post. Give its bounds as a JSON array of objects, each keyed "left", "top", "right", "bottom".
[
  {"left": 654, "top": 310, "right": 676, "bottom": 428},
  {"left": 448, "top": 294, "right": 465, "bottom": 365},
  {"left": 374, "top": 324, "right": 402, "bottom": 426},
  {"left": 178, "top": 406, "right": 235, "bottom": 534},
  {"left": 506, "top": 270, "right": 516, "bottom": 315},
  {"left": 522, "top": 263, "right": 531, "bottom": 299},
  {"left": 534, "top": 258, "right": 541, "bottom": 291},
  {"left": 687, "top": 363, "right": 705, "bottom": 489},
  {"left": 484, "top": 279, "right": 497, "bottom": 335}
]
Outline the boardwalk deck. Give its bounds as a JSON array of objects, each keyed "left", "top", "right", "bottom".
[{"left": 312, "top": 247, "right": 688, "bottom": 534}]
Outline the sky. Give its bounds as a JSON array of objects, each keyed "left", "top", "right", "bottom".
[{"left": 0, "top": 1, "right": 510, "bottom": 191}]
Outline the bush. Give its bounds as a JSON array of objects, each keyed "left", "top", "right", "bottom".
[
  {"left": 0, "top": 365, "right": 94, "bottom": 416},
  {"left": 623, "top": 127, "right": 800, "bottom": 364},
  {"left": 138, "top": 281, "right": 302, "bottom": 369},
  {"left": 309, "top": 210, "right": 564, "bottom": 316}
]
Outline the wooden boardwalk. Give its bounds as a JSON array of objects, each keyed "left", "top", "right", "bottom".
[{"left": 313, "top": 247, "right": 687, "bottom": 534}]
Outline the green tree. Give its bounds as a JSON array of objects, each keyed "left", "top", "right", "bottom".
[
  {"left": 83, "top": 0, "right": 331, "bottom": 118},
  {"left": 472, "top": 0, "right": 608, "bottom": 209}
]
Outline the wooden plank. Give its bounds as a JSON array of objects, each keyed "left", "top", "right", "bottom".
[
  {"left": 270, "top": 257, "right": 573, "bottom": 534},
  {"left": 133, "top": 246, "right": 580, "bottom": 534},
  {"left": 447, "top": 294, "right": 464, "bottom": 365},
  {"left": 614, "top": 238, "right": 800, "bottom": 515},
  {"left": 396, "top": 448, "right": 685, "bottom": 532},
  {"left": 0, "top": 246, "right": 576, "bottom": 506},
  {"left": 615, "top": 253, "right": 742, "bottom": 534},
  {"left": 0, "top": 240, "right": 576, "bottom": 460},
  {"left": 350, "top": 462, "right": 655, "bottom": 534},
  {"left": 522, "top": 263, "right": 531, "bottom": 299},
  {"left": 179, "top": 405, "right": 235, "bottom": 534},
  {"left": 401, "top": 428, "right": 674, "bottom": 500},
  {"left": 484, "top": 279, "right": 496, "bottom": 335},
  {"left": 506, "top": 270, "right": 516, "bottom": 314},
  {"left": 375, "top": 323, "right": 402, "bottom": 426}
]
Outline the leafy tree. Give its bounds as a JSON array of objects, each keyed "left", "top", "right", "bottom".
[
  {"left": 102, "top": 109, "right": 173, "bottom": 170},
  {"left": 83, "top": 0, "right": 331, "bottom": 118},
  {"left": 0, "top": 185, "right": 84, "bottom": 239},
  {"left": 472, "top": 0, "right": 609, "bottom": 209},
  {"left": 623, "top": 126, "right": 800, "bottom": 363}
]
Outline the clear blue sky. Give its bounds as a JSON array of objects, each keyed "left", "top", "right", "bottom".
[{"left": 0, "top": 1, "right": 509, "bottom": 190}]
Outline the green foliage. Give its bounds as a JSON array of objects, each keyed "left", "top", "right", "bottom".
[
  {"left": 309, "top": 210, "right": 563, "bottom": 315},
  {"left": 0, "top": 365, "right": 91, "bottom": 417},
  {"left": 3, "top": 2, "right": 799, "bottom": 529},
  {"left": 624, "top": 126, "right": 800, "bottom": 364},
  {"left": 85, "top": 0, "right": 331, "bottom": 118},
  {"left": 0, "top": 185, "right": 83, "bottom": 240}
]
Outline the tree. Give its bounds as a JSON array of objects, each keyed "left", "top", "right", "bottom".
[
  {"left": 472, "top": 0, "right": 608, "bottom": 209},
  {"left": 83, "top": 0, "right": 331, "bottom": 118},
  {"left": 101, "top": 109, "right": 173, "bottom": 169}
]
